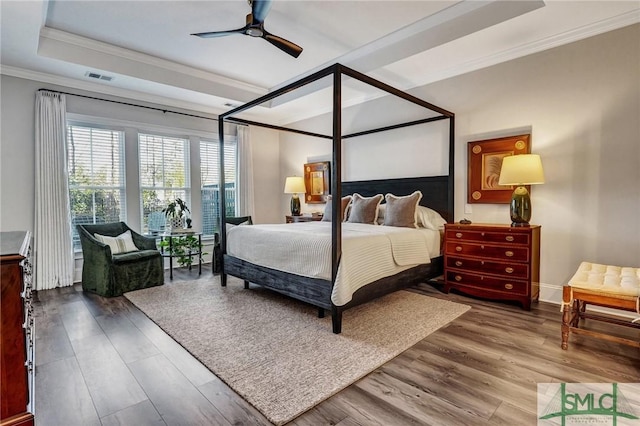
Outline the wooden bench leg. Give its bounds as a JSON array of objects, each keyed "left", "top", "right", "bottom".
[
  {"left": 561, "top": 306, "right": 571, "bottom": 350},
  {"left": 571, "top": 300, "right": 581, "bottom": 327},
  {"left": 561, "top": 286, "right": 572, "bottom": 350},
  {"left": 318, "top": 308, "right": 325, "bottom": 318},
  {"left": 221, "top": 273, "right": 227, "bottom": 287},
  {"left": 244, "top": 280, "right": 249, "bottom": 289}
]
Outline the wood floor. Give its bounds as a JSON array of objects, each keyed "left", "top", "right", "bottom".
[{"left": 33, "top": 267, "right": 639, "bottom": 426}]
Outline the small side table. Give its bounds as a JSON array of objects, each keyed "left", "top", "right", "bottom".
[
  {"left": 160, "top": 232, "right": 202, "bottom": 280},
  {"left": 286, "top": 215, "right": 323, "bottom": 223}
]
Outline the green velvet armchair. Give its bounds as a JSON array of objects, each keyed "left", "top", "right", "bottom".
[{"left": 77, "top": 222, "right": 164, "bottom": 297}]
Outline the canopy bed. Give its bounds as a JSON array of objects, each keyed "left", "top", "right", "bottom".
[{"left": 218, "top": 63, "right": 455, "bottom": 333}]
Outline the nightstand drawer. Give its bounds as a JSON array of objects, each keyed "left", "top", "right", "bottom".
[
  {"left": 445, "top": 241, "right": 530, "bottom": 262},
  {"left": 446, "top": 271, "right": 528, "bottom": 295},
  {"left": 446, "top": 256, "right": 529, "bottom": 279},
  {"left": 445, "top": 230, "right": 530, "bottom": 245}
]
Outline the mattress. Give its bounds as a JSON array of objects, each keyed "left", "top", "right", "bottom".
[{"left": 226, "top": 221, "right": 441, "bottom": 306}]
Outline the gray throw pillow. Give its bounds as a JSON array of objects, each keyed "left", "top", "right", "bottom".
[
  {"left": 321, "top": 195, "right": 352, "bottom": 222},
  {"left": 347, "top": 193, "right": 383, "bottom": 224},
  {"left": 383, "top": 191, "right": 423, "bottom": 228}
]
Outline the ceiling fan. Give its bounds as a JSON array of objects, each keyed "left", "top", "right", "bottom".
[{"left": 191, "top": 0, "right": 303, "bottom": 58}]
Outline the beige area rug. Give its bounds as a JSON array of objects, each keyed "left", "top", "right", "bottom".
[{"left": 124, "top": 277, "right": 470, "bottom": 425}]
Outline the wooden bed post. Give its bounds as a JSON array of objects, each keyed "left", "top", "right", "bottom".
[
  {"left": 331, "top": 306, "right": 342, "bottom": 334},
  {"left": 331, "top": 64, "right": 343, "bottom": 333},
  {"left": 218, "top": 116, "right": 227, "bottom": 286}
]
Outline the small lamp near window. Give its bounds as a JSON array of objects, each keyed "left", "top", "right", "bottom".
[
  {"left": 284, "top": 176, "right": 306, "bottom": 216},
  {"left": 499, "top": 154, "right": 545, "bottom": 227}
]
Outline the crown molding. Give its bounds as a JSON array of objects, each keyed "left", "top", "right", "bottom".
[
  {"left": 0, "top": 65, "right": 227, "bottom": 117},
  {"left": 279, "top": 9, "right": 640, "bottom": 125},
  {"left": 417, "top": 8, "right": 640, "bottom": 86},
  {"left": 39, "top": 27, "right": 266, "bottom": 95}
]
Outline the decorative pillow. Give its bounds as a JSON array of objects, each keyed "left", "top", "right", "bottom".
[
  {"left": 383, "top": 191, "right": 423, "bottom": 228},
  {"left": 377, "top": 203, "right": 386, "bottom": 224},
  {"left": 94, "top": 230, "right": 138, "bottom": 254},
  {"left": 416, "top": 206, "right": 447, "bottom": 230},
  {"left": 321, "top": 195, "right": 352, "bottom": 222},
  {"left": 347, "top": 193, "right": 383, "bottom": 224}
]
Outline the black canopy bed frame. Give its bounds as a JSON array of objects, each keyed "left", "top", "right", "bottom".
[{"left": 218, "top": 63, "right": 455, "bottom": 333}]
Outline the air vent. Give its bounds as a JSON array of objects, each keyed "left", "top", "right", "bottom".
[{"left": 85, "top": 71, "right": 114, "bottom": 82}]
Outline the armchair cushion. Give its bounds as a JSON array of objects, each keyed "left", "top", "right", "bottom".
[{"left": 94, "top": 230, "right": 138, "bottom": 254}]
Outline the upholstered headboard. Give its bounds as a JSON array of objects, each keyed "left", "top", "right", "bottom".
[{"left": 341, "top": 175, "right": 452, "bottom": 223}]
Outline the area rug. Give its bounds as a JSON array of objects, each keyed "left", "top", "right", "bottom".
[{"left": 124, "top": 277, "right": 470, "bottom": 425}]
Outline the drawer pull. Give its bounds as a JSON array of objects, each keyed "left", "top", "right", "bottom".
[
  {"left": 456, "top": 232, "right": 463, "bottom": 238},
  {"left": 505, "top": 251, "right": 514, "bottom": 257},
  {"left": 454, "top": 275, "right": 462, "bottom": 282},
  {"left": 504, "top": 283, "right": 514, "bottom": 290},
  {"left": 505, "top": 267, "right": 514, "bottom": 273},
  {"left": 455, "top": 261, "right": 463, "bottom": 267},
  {"left": 455, "top": 246, "right": 462, "bottom": 252},
  {"left": 505, "top": 235, "right": 515, "bottom": 242}
]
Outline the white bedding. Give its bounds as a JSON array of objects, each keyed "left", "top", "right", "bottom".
[{"left": 226, "top": 222, "right": 440, "bottom": 306}]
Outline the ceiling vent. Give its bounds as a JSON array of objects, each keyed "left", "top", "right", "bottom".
[{"left": 85, "top": 71, "right": 114, "bottom": 82}]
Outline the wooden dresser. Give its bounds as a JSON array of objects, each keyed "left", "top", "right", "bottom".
[
  {"left": 1, "top": 231, "right": 35, "bottom": 426},
  {"left": 444, "top": 223, "right": 540, "bottom": 310}
]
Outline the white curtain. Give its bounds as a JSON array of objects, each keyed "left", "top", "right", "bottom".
[
  {"left": 236, "top": 125, "right": 255, "bottom": 218},
  {"left": 34, "top": 91, "right": 74, "bottom": 290}
]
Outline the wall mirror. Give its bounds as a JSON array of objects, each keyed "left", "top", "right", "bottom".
[{"left": 304, "top": 161, "right": 330, "bottom": 203}]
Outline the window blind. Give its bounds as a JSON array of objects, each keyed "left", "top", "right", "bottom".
[
  {"left": 139, "top": 133, "right": 191, "bottom": 234},
  {"left": 200, "top": 139, "right": 237, "bottom": 236},
  {"left": 67, "top": 124, "right": 126, "bottom": 248}
]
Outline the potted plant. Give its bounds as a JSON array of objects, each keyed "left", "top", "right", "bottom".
[
  {"left": 158, "top": 235, "right": 207, "bottom": 268},
  {"left": 162, "top": 198, "right": 190, "bottom": 231}
]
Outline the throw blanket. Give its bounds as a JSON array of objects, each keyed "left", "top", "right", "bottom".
[{"left": 226, "top": 222, "right": 439, "bottom": 306}]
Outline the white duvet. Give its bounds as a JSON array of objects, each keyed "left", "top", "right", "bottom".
[{"left": 226, "top": 222, "right": 440, "bottom": 306}]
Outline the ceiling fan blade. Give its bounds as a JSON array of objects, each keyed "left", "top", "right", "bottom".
[
  {"left": 262, "top": 30, "right": 303, "bottom": 58},
  {"left": 191, "top": 26, "right": 248, "bottom": 38},
  {"left": 251, "top": 0, "right": 273, "bottom": 24}
]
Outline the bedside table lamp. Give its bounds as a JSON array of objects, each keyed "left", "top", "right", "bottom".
[
  {"left": 499, "top": 154, "right": 545, "bottom": 227},
  {"left": 284, "top": 176, "right": 306, "bottom": 216}
]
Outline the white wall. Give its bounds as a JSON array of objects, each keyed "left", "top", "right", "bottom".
[
  {"left": 250, "top": 125, "right": 282, "bottom": 224},
  {"left": 0, "top": 75, "right": 281, "bottom": 279},
  {"left": 278, "top": 23, "right": 640, "bottom": 304}
]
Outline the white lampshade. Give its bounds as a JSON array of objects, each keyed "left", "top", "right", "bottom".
[
  {"left": 499, "top": 154, "right": 545, "bottom": 186},
  {"left": 284, "top": 176, "right": 306, "bottom": 194}
]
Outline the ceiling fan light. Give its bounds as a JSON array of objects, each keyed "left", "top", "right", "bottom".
[{"left": 246, "top": 27, "right": 263, "bottom": 37}]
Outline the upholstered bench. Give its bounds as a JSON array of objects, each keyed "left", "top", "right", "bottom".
[{"left": 561, "top": 262, "right": 640, "bottom": 349}]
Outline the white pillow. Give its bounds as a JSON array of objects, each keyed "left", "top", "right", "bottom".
[
  {"left": 416, "top": 206, "right": 447, "bottom": 230},
  {"left": 94, "top": 230, "right": 138, "bottom": 254}
]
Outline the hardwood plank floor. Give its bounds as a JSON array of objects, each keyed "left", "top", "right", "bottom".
[{"left": 33, "top": 268, "right": 639, "bottom": 425}]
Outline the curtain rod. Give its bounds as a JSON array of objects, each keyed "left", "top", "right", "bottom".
[{"left": 38, "top": 88, "right": 223, "bottom": 123}]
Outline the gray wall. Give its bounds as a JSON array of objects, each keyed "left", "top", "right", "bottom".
[{"left": 279, "top": 23, "right": 640, "bottom": 303}]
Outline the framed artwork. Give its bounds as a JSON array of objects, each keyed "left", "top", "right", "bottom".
[
  {"left": 467, "top": 134, "right": 531, "bottom": 204},
  {"left": 304, "top": 161, "right": 330, "bottom": 204}
]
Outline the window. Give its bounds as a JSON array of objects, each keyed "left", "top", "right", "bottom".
[
  {"left": 67, "top": 124, "right": 126, "bottom": 248},
  {"left": 139, "top": 133, "right": 190, "bottom": 235},
  {"left": 200, "top": 139, "right": 237, "bottom": 237}
]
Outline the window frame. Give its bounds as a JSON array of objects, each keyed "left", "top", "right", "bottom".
[
  {"left": 66, "top": 119, "right": 127, "bottom": 249},
  {"left": 200, "top": 136, "right": 238, "bottom": 238},
  {"left": 138, "top": 131, "right": 192, "bottom": 236}
]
